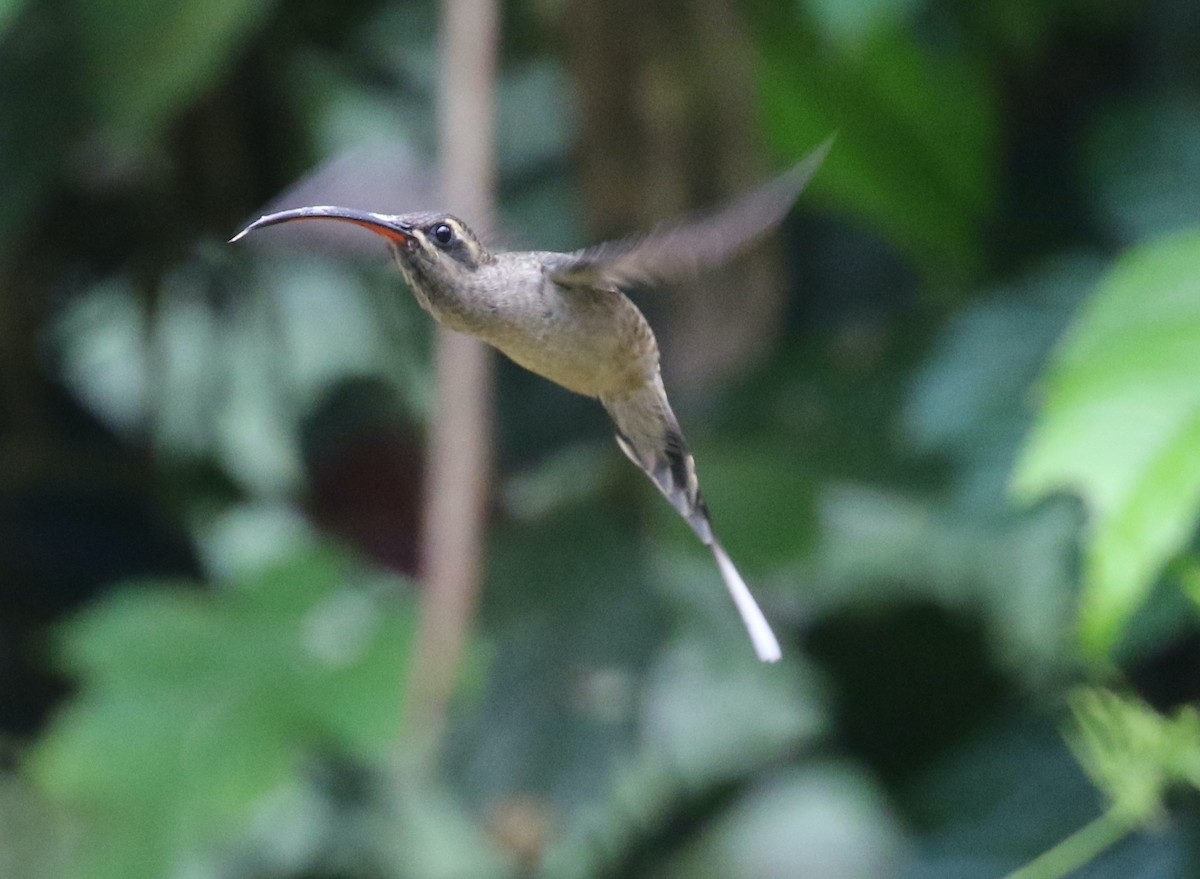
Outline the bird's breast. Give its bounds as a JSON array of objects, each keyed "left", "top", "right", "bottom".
[{"left": 480, "top": 281, "right": 658, "bottom": 399}]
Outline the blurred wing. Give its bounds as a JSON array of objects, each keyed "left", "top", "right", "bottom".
[
  {"left": 547, "top": 137, "right": 832, "bottom": 289},
  {"left": 236, "top": 140, "right": 438, "bottom": 257}
]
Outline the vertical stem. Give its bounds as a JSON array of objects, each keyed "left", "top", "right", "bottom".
[
  {"left": 1003, "top": 811, "right": 1133, "bottom": 879},
  {"left": 407, "top": 0, "right": 499, "bottom": 749}
]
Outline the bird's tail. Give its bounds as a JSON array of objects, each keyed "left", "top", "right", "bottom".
[
  {"left": 602, "top": 377, "right": 782, "bottom": 662},
  {"left": 711, "top": 540, "right": 782, "bottom": 663}
]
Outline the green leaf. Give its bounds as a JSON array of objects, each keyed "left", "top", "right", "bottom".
[
  {"left": 904, "top": 255, "right": 1102, "bottom": 512},
  {"left": 662, "top": 763, "right": 902, "bottom": 879},
  {"left": 1068, "top": 689, "right": 1200, "bottom": 825},
  {"left": 31, "top": 545, "right": 417, "bottom": 879},
  {"left": 1012, "top": 229, "right": 1200, "bottom": 654},
  {"left": 0, "top": 772, "right": 71, "bottom": 879},
  {"left": 77, "top": 0, "right": 275, "bottom": 148},
  {"left": 751, "top": 3, "right": 998, "bottom": 282},
  {"left": 804, "top": 485, "right": 1079, "bottom": 682}
]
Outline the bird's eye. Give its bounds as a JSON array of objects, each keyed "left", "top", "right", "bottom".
[{"left": 432, "top": 224, "right": 454, "bottom": 245}]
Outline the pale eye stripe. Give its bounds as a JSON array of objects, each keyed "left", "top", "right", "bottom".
[{"left": 433, "top": 219, "right": 481, "bottom": 268}]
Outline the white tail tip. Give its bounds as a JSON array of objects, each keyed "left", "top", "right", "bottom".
[{"left": 711, "top": 542, "right": 782, "bottom": 663}]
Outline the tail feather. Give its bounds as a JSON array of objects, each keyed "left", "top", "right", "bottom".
[
  {"left": 602, "top": 378, "right": 782, "bottom": 662},
  {"left": 712, "top": 541, "right": 782, "bottom": 663}
]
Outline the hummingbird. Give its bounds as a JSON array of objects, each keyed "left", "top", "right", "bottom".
[{"left": 231, "top": 139, "right": 831, "bottom": 662}]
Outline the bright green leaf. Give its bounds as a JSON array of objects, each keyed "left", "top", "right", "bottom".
[{"left": 1012, "top": 229, "right": 1200, "bottom": 654}]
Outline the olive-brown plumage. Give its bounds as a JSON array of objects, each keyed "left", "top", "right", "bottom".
[{"left": 231, "top": 140, "right": 831, "bottom": 662}]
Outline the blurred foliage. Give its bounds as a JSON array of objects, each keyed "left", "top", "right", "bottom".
[
  {"left": 32, "top": 541, "right": 418, "bottom": 879},
  {"left": 754, "top": 0, "right": 999, "bottom": 282},
  {"left": 994, "top": 691, "right": 1200, "bottom": 879},
  {"left": 1014, "top": 231, "right": 1200, "bottom": 656},
  {"left": 2, "top": 0, "right": 1200, "bottom": 878},
  {"left": 1069, "top": 689, "right": 1200, "bottom": 825},
  {"left": 77, "top": 0, "right": 278, "bottom": 150}
]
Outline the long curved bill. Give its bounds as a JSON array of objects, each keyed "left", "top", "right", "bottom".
[{"left": 229, "top": 206, "right": 415, "bottom": 245}]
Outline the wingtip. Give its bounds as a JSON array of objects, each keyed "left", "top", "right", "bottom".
[
  {"left": 812, "top": 133, "right": 837, "bottom": 167},
  {"left": 785, "top": 134, "right": 836, "bottom": 193}
]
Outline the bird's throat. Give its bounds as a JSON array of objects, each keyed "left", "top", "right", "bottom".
[{"left": 391, "top": 250, "right": 495, "bottom": 336}]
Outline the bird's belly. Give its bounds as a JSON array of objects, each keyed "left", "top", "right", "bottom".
[{"left": 484, "top": 322, "right": 650, "bottom": 398}]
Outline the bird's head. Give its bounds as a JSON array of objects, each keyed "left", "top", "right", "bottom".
[{"left": 230, "top": 207, "right": 491, "bottom": 290}]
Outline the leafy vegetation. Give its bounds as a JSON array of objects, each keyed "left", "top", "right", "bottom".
[
  {"left": 1014, "top": 231, "right": 1200, "bottom": 656},
  {"left": 2, "top": 1, "right": 1200, "bottom": 878}
]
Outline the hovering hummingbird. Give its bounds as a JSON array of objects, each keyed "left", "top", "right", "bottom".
[{"left": 231, "top": 139, "right": 831, "bottom": 662}]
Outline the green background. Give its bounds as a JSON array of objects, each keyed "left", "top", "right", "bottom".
[{"left": 2, "top": 0, "right": 1200, "bottom": 877}]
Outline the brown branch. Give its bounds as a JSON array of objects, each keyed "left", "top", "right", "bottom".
[{"left": 407, "top": 0, "right": 499, "bottom": 750}]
